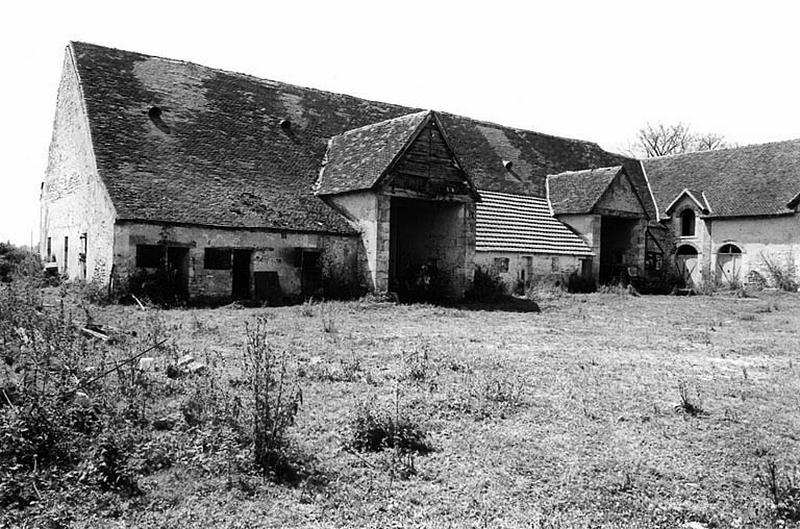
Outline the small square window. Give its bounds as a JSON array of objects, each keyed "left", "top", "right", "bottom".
[
  {"left": 493, "top": 257, "right": 509, "bottom": 273},
  {"left": 204, "top": 248, "right": 232, "bottom": 270},
  {"left": 136, "top": 245, "right": 163, "bottom": 268}
]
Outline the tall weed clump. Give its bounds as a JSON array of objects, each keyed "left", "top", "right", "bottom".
[
  {"left": 761, "top": 253, "right": 799, "bottom": 292},
  {"left": 758, "top": 460, "right": 800, "bottom": 522},
  {"left": 0, "top": 280, "right": 248, "bottom": 523},
  {"left": 465, "top": 266, "right": 506, "bottom": 301},
  {"left": 243, "top": 317, "right": 303, "bottom": 477}
]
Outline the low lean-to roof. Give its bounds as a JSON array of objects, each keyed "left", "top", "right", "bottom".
[
  {"left": 547, "top": 166, "right": 623, "bottom": 215},
  {"left": 643, "top": 140, "right": 800, "bottom": 218},
  {"left": 68, "top": 42, "right": 637, "bottom": 233},
  {"left": 315, "top": 111, "right": 431, "bottom": 195},
  {"left": 476, "top": 190, "right": 593, "bottom": 256}
]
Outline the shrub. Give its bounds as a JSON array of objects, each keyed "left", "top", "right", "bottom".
[
  {"left": 445, "top": 370, "right": 528, "bottom": 420},
  {"left": 402, "top": 342, "right": 435, "bottom": 384},
  {"left": 127, "top": 268, "right": 185, "bottom": 306},
  {"left": 675, "top": 380, "right": 706, "bottom": 417},
  {"left": 597, "top": 282, "right": 639, "bottom": 296},
  {"left": 306, "top": 351, "right": 363, "bottom": 383},
  {"left": 243, "top": 317, "right": 303, "bottom": 476},
  {"left": 0, "top": 281, "right": 252, "bottom": 515},
  {"left": 0, "top": 243, "right": 41, "bottom": 283},
  {"left": 298, "top": 298, "right": 316, "bottom": 317},
  {"left": 465, "top": 266, "right": 506, "bottom": 301},
  {"left": 761, "top": 253, "right": 799, "bottom": 292},
  {"left": 565, "top": 272, "right": 596, "bottom": 293},
  {"left": 349, "top": 390, "right": 432, "bottom": 455},
  {"left": 758, "top": 460, "right": 800, "bottom": 522},
  {"left": 319, "top": 303, "right": 338, "bottom": 334}
]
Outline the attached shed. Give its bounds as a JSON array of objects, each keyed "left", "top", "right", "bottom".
[
  {"left": 547, "top": 166, "right": 664, "bottom": 284},
  {"left": 475, "top": 190, "right": 594, "bottom": 290},
  {"left": 317, "top": 111, "right": 479, "bottom": 301}
]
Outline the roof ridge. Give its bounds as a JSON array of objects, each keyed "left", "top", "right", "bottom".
[
  {"left": 548, "top": 165, "right": 622, "bottom": 179},
  {"left": 478, "top": 189, "right": 546, "bottom": 200},
  {"left": 644, "top": 137, "right": 800, "bottom": 162},
  {"left": 69, "top": 41, "right": 414, "bottom": 114},
  {"left": 331, "top": 110, "right": 431, "bottom": 139},
  {"left": 70, "top": 42, "right": 611, "bottom": 153},
  {"left": 438, "top": 110, "right": 608, "bottom": 150}
]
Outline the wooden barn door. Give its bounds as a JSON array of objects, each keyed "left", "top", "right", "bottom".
[{"left": 676, "top": 245, "right": 699, "bottom": 288}]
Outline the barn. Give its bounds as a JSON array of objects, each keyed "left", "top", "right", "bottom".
[
  {"left": 41, "top": 42, "right": 662, "bottom": 303},
  {"left": 642, "top": 142, "right": 800, "bottom": 289}
]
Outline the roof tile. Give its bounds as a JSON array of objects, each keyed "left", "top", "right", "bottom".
[{"left": 476, "top": 190, "right": 593, "bottom": 255}]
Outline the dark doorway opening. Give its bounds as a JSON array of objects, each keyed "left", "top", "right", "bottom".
[
  {"left": 299, "top": 249, "right": 322, "bottom": 299},
  {"left": 599, "top": 217, "right": 638, "bottom": 284},
  {"left": 254, "top": 271, "right": 281, "bottom": 305},
  {"left": 166, "top": 247, "right": 189, "bottom": 298},
  {"left": 232, "top": 250, "right": 252, "bottom": 299},
  {"left": 389, "top": 197, "right": 464, "bottom": 302}
]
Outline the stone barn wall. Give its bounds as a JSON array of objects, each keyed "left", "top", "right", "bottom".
[
  {"left": 113, "top": 222, "right": 360, "bottom": 302},
  {"left": 41, "top": 49, "right": 116, "bottom": 283}
]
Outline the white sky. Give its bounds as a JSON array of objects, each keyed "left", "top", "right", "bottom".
[{"left": 2, "top": 0, "right": 800, "bottom": 245}]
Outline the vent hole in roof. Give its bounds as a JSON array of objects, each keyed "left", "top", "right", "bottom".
[
  {"left": 502, "top": 160, "right": 513, "bottom": 170},
  {"left": 148, "top": 106, "right": 171, "bottom": 134},
  {"left": 280, "top": 118, "right": 292, "bottom": 131}
]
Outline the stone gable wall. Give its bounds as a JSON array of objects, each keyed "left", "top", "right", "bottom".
[{"left": 41, "top": 49, "right": 116, "bottom": 283}]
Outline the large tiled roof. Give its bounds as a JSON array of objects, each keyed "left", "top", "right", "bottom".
[
  {"left": 68, "top": 41, "right": 640, "bottom": 232},
  {"left": 475, "top": 190, "right": 593, "bottom": 255},
  {"left": 643, "top": 140, "right": 800, "bottom": 218},
  {"left": 315, "top": 111, "right": 430, "bottom": 195},
  {"left": 547, "top": 166, "right": 622, "bottom": 215}
]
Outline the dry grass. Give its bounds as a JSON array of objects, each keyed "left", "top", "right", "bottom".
[{"left": 39, "top": 291, "right": 800, "bottom": 527}]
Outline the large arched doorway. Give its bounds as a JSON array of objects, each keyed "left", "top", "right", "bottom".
[
  {"left": 676, "top": 244, "right": 700, "bottom": 287},
  {"left": 716, "top": 244, "right": 743, "bottom": 284}
]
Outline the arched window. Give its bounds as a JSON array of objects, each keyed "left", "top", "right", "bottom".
[
  {"left": 676, "top": 244, "right": 698, "bottom": 256},
  {"left": 680, "top": 209, "right": 696, "bottom": 237},
  {"left": 718, "top": 244, "right": 741, "bottom": 255}
]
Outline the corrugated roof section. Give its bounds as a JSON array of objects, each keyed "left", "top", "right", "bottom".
[{"left": 476, "top": 190, "right": 593, "bottom": 256}]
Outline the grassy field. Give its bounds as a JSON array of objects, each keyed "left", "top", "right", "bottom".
[{"left": 6, "top": 289, "right": 800, "bottom": 528}]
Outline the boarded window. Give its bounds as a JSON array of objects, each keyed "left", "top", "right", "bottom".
[
  {"left": 204, "top": 248, "right": 232, "bottom": 270},
  {"left": 136, "top": 245, "right": 163, "bottom": 268},
  {"left": 494, "top": 257, "right": 509, "bottom": 273},
  {"left": 63, "top": 236, "right": 69, "bottom": 273}
]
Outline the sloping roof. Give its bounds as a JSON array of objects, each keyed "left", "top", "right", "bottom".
[
  {"left": 67, "top": 41, "right": 638, "bottom": 232},
  {"left": 475, "top": 190, "right": 593, "bottom": 255},
  {"left": 643, "top": 140, "right": 800, "bottom": 218},
  {"left": 315, "top": 111, "right": 430, "bottom": 195},
  {"left": 547, "top": 166, "right": 622, "bottom": 215}
]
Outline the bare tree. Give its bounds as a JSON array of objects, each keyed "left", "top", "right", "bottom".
[
  {"left": 693, "top": 132, "right": 729, "bottom": 152},
  {"left": 626, "top": 123, "right": 731, "bottom": 158}
]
